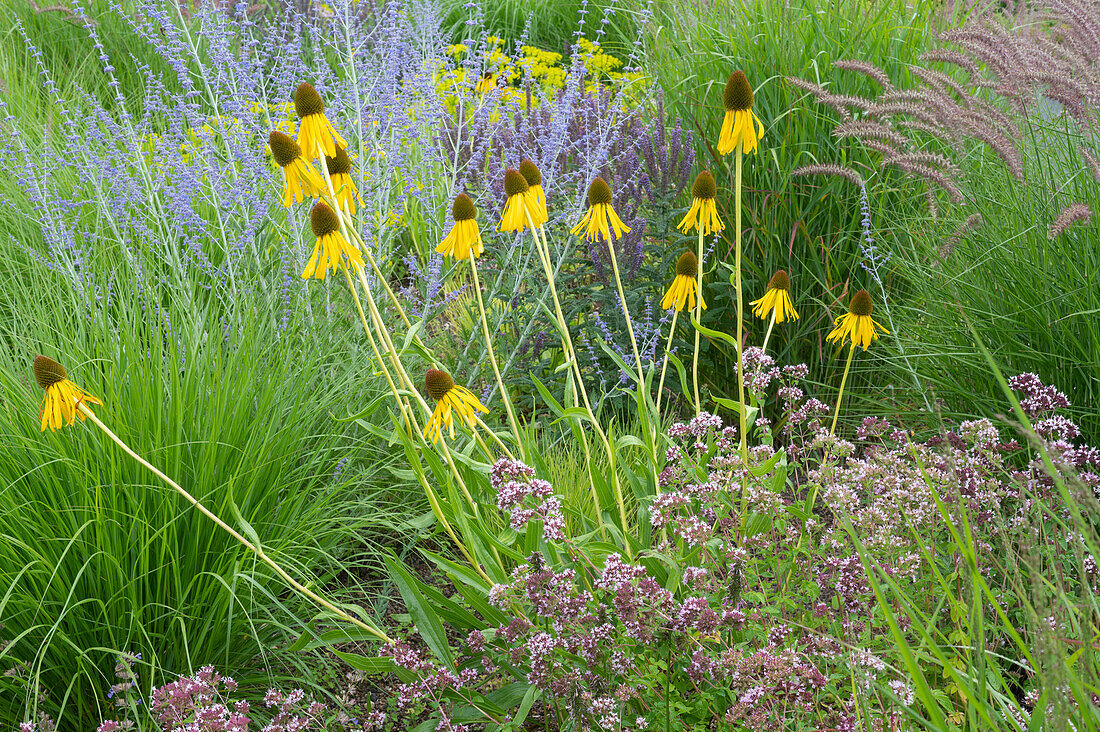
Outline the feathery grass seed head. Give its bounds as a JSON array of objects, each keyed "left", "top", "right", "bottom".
[
  {"left": 519, "top": 159, "right": 542, "bottom": 187},
  {"left": 724, "top": 71, "right": 753, "bottom": 111},
  {"left": 768, "top": 270, "right": 791, "bottom": 291},
  {"left": 310, "top": 202, "right": 340, "bottom": 237},
  {"left": 325, "top": 146, "right": 351, "bottom": 175},
  {"left": 850, "top": 290, "right": 873, "bottom": 316},
  {"left": 269, "top": 131, "right": 301, "bottom": 167},
  {"left": 452, "top": 193, "right": 476, "bottom": 221},
  {"left": 587, "top": 177, "right": 612, "bottom": 206},
  {"left": 294, "top": 82, "right": 324, "bottom": 118},
  {"left": 34, "top": 355, "right": 66, "bottom": 390},
  {"left": 675, "top": 250, "right": 699, "bottom": 278},
  {"left": 691, "top": 170, "right": 717, "bottom": 200},
  {"left": 425, "top": 369, "right": 455, "bottom": 401},
  {"left": 504, "top": 168, "right": 529, "bottom": 196}
]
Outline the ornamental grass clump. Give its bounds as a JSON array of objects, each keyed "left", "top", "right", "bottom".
[{"left": 27, "top": 354, "right": 391, "bottom": 647}]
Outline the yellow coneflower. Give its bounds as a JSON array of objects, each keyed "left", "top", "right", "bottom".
[
  {"left": 34, "top": 355, "right": 102, "bottom": 432},
  {"left": 423, "top": 369, "right": 488, "bottom": 444},
  {"left": 476, "top": 72, "right": 496, "bottom": 95},
  {"left": 570, "top": 177, "right": 630, "bottom": 243},
  {"left": 751, "top": 270, "right": 799, "bottom": 323},
  {"left": 269, "top": 131, "right": 324, "bottom": 207},
  {"left": 519, "top": 159, "right": 548, "bottom": 226},
  {"left": 661, "top": 251, "right": 706, "bottom": 312},
  {"left": 294, "top": 82, "right": 347, "bottom": 160},
  {"left": 302, "top": 201, "right": 363, "bottom": 280},
  {"left": 677, "top": 170, "right": 723, "bottom": 236},
  {"left": 827, "top": 289, "right": 888, "bottom": 351},
  {"left": 718, "top": 71, "right": 764, "bottom": 156},
  {"left": 325, "top": 146, "right": 363, "bottom": 215},
  {"left": 437, "top": 193, "right": 484, "bottom": 260},
  {"left": 499, "top": 168, "right": 532, "bottom": 234}
]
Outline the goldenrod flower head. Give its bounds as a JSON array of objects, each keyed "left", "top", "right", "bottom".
[
  {"left": 294, "top": 82, "right": 347, "bottom": 160},
  {"left": 677, "top": 170, "right": 724, "bottom": 236},
  {"left": 34, "top": 355, "right": 103, "bottom": 432},
  {"left": 476, "top": 72, "right": 496, "bottom": 95},
  {"left": 570, "top": 177, "right": 630, "bottom": 243},
  {"left": 499, "top": 168, "right": 531, "bottom": 234},
  {"left": 718, "top": 71, "right": 764, "bottom": 156},
  {"left": 303, "top": 201, "right": 363, "bottom": 279},
  {"left": 660, "top": 251, "right": 705, "bottom": 312},
  {"left": 438, "top": 193, "right": 484, "bottom": 260},
  {"left": 423, "top": 369, "right": 489, "bottom": 444},
  {"left": 519, "top": 158, "right": 548, "bottom": 226},
  {"left": 750, "top": 269, "right": 799, "bottom": 323},
  {"left": 826, "top": 289, "right": 888, "bottom": 351},
  {"left": 325, "top": 146, "right": 363, "bottom": 215},
  {"left": 269, "top": 131, "right": 324, "bottom": 208}
]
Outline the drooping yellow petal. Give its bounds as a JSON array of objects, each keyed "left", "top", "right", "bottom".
[
  {"left": 677, "top": 198, "right": 702, "bottom": 233},
  {"left": 500, "top": 194, "right": 529, "bottom": 234},
  {"left": 777, "top": 290, "right": 799, "bottom": 322}
]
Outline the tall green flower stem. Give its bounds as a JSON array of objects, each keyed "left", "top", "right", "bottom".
[
  {"left": 692, "top": 227, "right": 704, "bottom": 415},
  {"left": 602, "top": 234, "right": 663, "bottom": 495},
  {"left": 655, "top": 309, "right": 680, "bottom": 414},
  {"left": 342, "top": 267, "right": 414, "bottom": 435},
  {"left": 352, "top": 258, "right": 485, "bottom": 518},
  {"left": 469, "top": 251, "right": 525, "bottom": 460},
  {"left": 760, "top": 310, "right": 777, "bottom": 355},
  {"left": 830, "top": 343, "right": 857, "bottom": 436},
  {"left": 316, "top": 162, "right": 494, "bottom": 572},
  {"left": 734, "top": 150, "right": 747, "bottom": 457},
  {"left": 733, "top": 147, "right": 751, "bottom": 536},
  {"left": 76, "top": 402, "right": 393, "bottom": 644},
  {"left": 605, "top": 239, "right": 645, "bottom": 387},
  {"left": 341, "top": 267, "right": 491, "bottom": 580},
  {"left": 528, "top": 212, "right": 627, "bottom": 548}
]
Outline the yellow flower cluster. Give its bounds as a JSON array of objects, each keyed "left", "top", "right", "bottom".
[{"left": 436, "top": 36, "right": 644, "bottom": 111}]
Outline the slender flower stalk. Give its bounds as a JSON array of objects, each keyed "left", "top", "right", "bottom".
[
  {"left": 760, "top": 311, "right": 777, "bottom": 355},
  {"left": 654, "top": 309, "right": 679, "bottom": 415},
  {"left": 33, "top": 356, "right": 391, "bottom": 643},
  {"left": 677, "top": 172, "right": 722, "bottom": 416},
  {"left": 656, "top": 251, "right": 703, "bottom": 413},
  {"left": 831, "top": 344, "right": 857, "bottom": 437},
  {"left": 526, "top": 207, "right": 623, "bottom": 547},
  {"left": 434, "top": 196, "right": 517, "bottom": 455},
  {"left": 299, "top": 98, "right": 495, "bottom": 581},
  {"left": 718, "top": 70, "right": 762, "bottom": 534},
  {"left": 571, "top": 177, "right": 643, "bottom": 387},
  {"left": 695, "top": 226, "right": 705, "bottom": 416},
  {"left": 826, "top": 289, "right": 888, "bottom": 434},
  {"left": 466, "top": 243, "right": 524, "bottom": 456}
]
